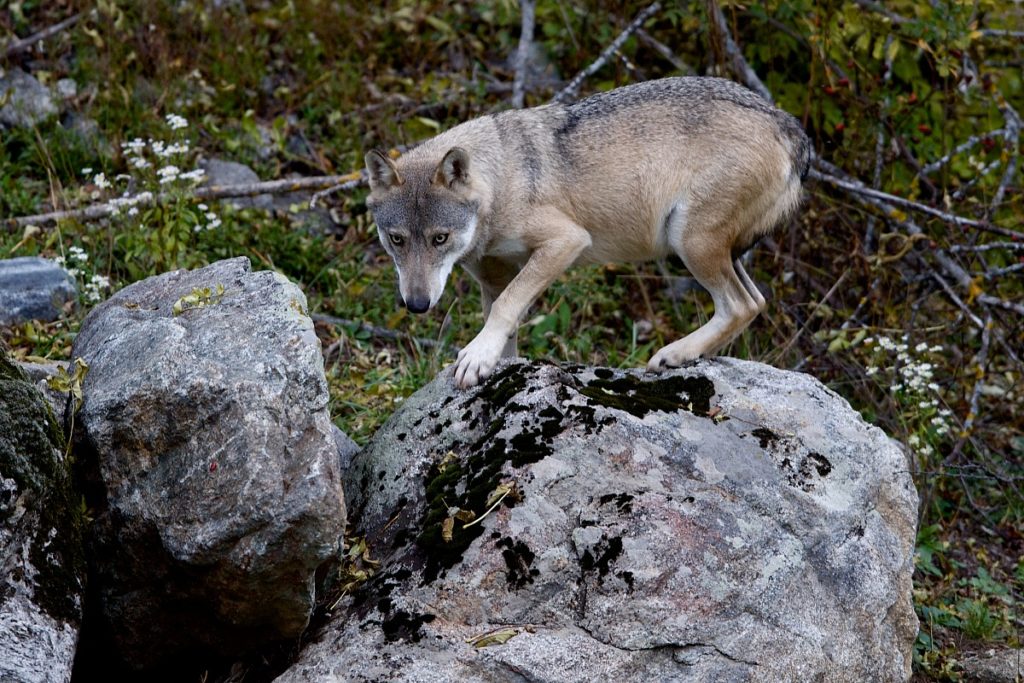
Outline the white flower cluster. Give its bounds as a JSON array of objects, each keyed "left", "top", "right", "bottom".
[
  {"left": 107, "top": 190, "right": 153, "bottom": 217},
  {"left": 54, "top": 245, "right": 88, "bottom": 277},
  {"left": 863, "top": 334, "right": 955, "bottom": 449},
  {"left": 118, "top": 114, "right": 204, "bottom": 185},
  {"left": 192, "top": 203, "right": 222, "bottom": 232},
  {"left": 166, "top": 113, "right": 188, "bottom": 130},
  {"left": 84, "top": 273, "right": 110, "bottom": 303}
]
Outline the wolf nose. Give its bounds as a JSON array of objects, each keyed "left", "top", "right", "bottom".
[{"left": 405, "top": 295, "right": 430, "bottom": 314}]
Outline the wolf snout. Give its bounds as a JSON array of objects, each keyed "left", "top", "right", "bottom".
[{"left": 404, "top": 294, "right": 431, "bottom": 314}]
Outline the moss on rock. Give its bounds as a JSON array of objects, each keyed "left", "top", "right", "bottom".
[{"left": 0, "top": 345, "right": 86, "bottom": 626}]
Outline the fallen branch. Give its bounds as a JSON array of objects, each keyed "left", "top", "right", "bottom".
[
  {"left": 810, "top": 168, "right": 991, "bottom": 230},
  {"left": 920, "top": 128, "right": 1005, "bottom": 176},
  {"left": 312, "top": 313, "right": 460, "bottom": 355},
  {"left": 6, "top": 173, "right": 364, "bottom": 228},
  {"left": 2, "top": 11, "right": 89, "bottom": 59},
  {"left": 552, "top": 2, "right": 661, "bottom": 104},
  {"left": 511, "top": 0, "right": 536, "bottom": 109}
]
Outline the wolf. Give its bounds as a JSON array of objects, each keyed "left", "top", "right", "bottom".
[{"left": 365, "top": 77, "right": 810, "bottom": 388}]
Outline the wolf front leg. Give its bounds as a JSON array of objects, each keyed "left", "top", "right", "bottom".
[
  {"left": 466, "top": 256, "right": 521, "bottom": 360},
  {"left": 454, "top": 209, "right": 592, "bottom": 388}
]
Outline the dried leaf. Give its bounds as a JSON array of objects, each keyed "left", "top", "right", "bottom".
[{"left": 466, "top": 627, "right": 519, "bottom": 648}]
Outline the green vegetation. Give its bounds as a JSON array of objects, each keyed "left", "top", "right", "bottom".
[{"left": 2, "top": 1, "right": 1021, "bottom": 679}]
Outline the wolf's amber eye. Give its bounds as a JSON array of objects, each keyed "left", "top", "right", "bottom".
[
  {"left": 389, "top": 234, "right": 404, "bottom": 246},
  {"left": 433, "top": 233, "right": 448, "bottom": 246}
]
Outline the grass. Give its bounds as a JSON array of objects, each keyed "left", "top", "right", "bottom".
[{"left": 2, "top": 1, "right": 1022, "bottom": 680}]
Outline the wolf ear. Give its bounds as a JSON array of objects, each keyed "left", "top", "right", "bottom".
[
  {"left": 433, "top": 147, "right": 471, "bottom": 189},
  {"left": 365, "top": 150, "right": 403, "bottom": 191}
]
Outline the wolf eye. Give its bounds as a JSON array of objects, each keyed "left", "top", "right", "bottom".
[
  {"left": 389, "top": 234, "right": 404, "bottom": 247},
  {"left": 433, "top": 233, "right": 448, "bottom": 246}
]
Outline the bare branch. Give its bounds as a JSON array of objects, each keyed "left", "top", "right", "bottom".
[
  {"left": 2, "top": 11, "right": 89, "bottom": 59},
  {"left": 6, "top": 173, "right": 364, "bottom": 229},
  {"left": 852, "top": 0, "right": 912, "bottom": 25},
  {"left": 980, "top": 29, "right": 1024, "bottom": 39},
  {"left": 948, "top": 242, "right": 1024, "bottom": 253},
  {"left": 920, "top": 128, "right": 1005, "bottom": 176},
  {"left": 552, "top": 2, "right": 661, "bottom": 104},
  {"left": 809, "top": 166, "right": 992, "bottom": 230},
  {"left": 511, "top": 0, "right": 537, "bottom": 109},
  {"left": 705, "top": 0, "right": 772, "bottom": 102},
  {"left": 990, "top": 97, "right": 1021, "bottom": 213},
  {"left": 635, "top": 28, "right": 695, "bottom": 75}
]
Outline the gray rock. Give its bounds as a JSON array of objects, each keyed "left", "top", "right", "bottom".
[
  {"left": 200, "top": 157, "right": 274, "bottom": 209},
  {"left": 71, "top": 257, "right": 346, "bottom": 670},
  {"left": 0, "top": 350, "right": 86, "bottom": 683},
  {"left": 0, "top": 68, "right": 58, "bottom": 129},
  {"left": 0, "top": 257, "right": 77, "bottom": 326},
  {"left": 960, "top": 647, "right": 1022, "bottom": 682},
  {"left": 54, "top": 78, "right": 77, "bottom": 101},
  {"left": 277, "top": 359, "right": 918, "bottom": 683},
  {"left": 332, "top": 425, "right": 360, "bottom": 474}
]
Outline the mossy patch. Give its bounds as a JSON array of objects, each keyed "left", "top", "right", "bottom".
[
  {"left": 579, "top": 373, "right": 715, "bottom": 418},
  {"left": 0, "top": 348, "right": 86, "bottom": 626},
  {"left": 415, "top": 363, "right": 563, "bottom": 583}
]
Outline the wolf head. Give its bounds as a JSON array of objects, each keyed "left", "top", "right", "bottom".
[{"left": 364, "top": 147, "right": 481, "bottom": 314}]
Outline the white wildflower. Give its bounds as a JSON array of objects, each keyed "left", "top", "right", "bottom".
[
  {"left": 166, "top": 113, "right": 189, "bottom": 130},
  {"left": 93, "top": 172, "right": 111, "bottom": 189},
  {"left": 157, "top": 165, "right": 181, "bottom": 184}
]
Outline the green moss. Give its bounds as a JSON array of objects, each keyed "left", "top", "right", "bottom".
[
  {"left": 415, "top": 363, "right": 563, "bottom": 583},
  {"left": 0, "top": 348, "right": 86, "bottom": 626},
  {"left": 579, "top": 372, "right": 715, "bottom": 418}
]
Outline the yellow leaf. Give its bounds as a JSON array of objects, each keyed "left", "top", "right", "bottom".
[
  {"left": 966, "top": 277, "right": 984, "bottom": 305},
  {"left": 466, "top": 628, "right": 520, "bottom": 648}
]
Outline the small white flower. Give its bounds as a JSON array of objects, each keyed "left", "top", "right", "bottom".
[
  {"left": 865, "top": 366, "right": 879, "bottom": 376},
  {"left": 930, "top": 345, "right": 943, "bottom": 353},
  {"left": 128, "top": 207, "right": 139, "bottom": 216},
  {"left": 179, "top": 168, "right": 205, "bottom": 182},
  {"left": 93, "top": 172, "right": 111, "bottom": 189},
  {"left": 157, "top": 165, "right": 181, "bottom": 184},
  {"left": 166, "top": 113, "right": 189, "bottom": 130},
  {"left": 197, "top": 203, "right": 208, "bottom": 211},
  {"left": 130, "top": 156, "right": 151, "bottom": 169},
  {"left": 908, "top": 434, "right": 921, "bottom": 447},
  {"left": 81, "top": 166, "right": 93, "bottom": 175},
  {"left": 915, "top": 342, "right": 930, "bottom": 353}
]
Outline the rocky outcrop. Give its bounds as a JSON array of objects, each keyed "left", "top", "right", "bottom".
[
  {"left": 70, "top": 257, "right": 346, "bottom": 671},
  {"left": 0, "top": 257, "right": 77, "bottom": 326},
  {"left": 277, "top": 359, "right": 919, "bottom": 683},
  {"left": 0, "top": 349, "right": 86, "bottom": 683}
]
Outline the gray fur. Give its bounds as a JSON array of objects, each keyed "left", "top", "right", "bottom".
[{"left": 365, "top": 76, "right": 811, "bottom": 388}]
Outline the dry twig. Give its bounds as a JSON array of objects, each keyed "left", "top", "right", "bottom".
[
  {"left": 511, "top": 0, "right": 537, "bottom": 109},
  {"left": 2, "top": 11, "right": 89, "bottom": 59},
  {"left": 552, "top": 2, "right": 662, "bottom": 104}
]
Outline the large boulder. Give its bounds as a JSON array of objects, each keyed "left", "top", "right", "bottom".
[
  {"left": 277, "top": 359, "right": 918, "bottom": 682},
  {"left": 70, "top": 257, "right": 346, "bottom": 671},
  {"left": 0, "top": 348, "right": 86, "bottom": 683},
  {"left": 0, "top": 257, "right": 77, "bottom": 326}
]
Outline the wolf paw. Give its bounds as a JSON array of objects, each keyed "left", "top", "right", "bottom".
[
  {"left": 454, "top": 331, "right": 505, "bottom": 388},
  {"left": 647, "top": 341, "right": 703, "bottom": 373}
]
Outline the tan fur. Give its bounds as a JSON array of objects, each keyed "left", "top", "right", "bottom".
[{"left": 365, "top": 77, "right": 809, "bottom": 388}]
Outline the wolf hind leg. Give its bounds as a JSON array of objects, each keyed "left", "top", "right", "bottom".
[{"left": 648, "top": 228, "right": 763, "bottom": 371}]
